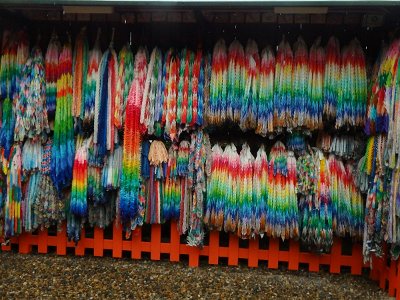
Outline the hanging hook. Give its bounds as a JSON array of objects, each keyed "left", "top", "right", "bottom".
[
  {"left": 234, "top": 24, "right": 237, "bottom": 40},
  {"left": 109, "top": 27, "right": 115, "bottom": 49},
  {"left": 51, "top": 27, "right": 57, "bottom": 39},
  {"left": 35, "top": 31, "right": 41, "bottom": 48},
  {"left": 67, "top": 30, "right": 72, "bottom": 45},
  {"left": 94, "top": 27, "right": 101, "bottom": 48}
]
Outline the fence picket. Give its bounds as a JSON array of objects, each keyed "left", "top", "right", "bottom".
[
  {"left": 151, "top": 224, "right": 161, "bottom": 260},
  {"left": 248, "top": 239, "right": 258, "bottom": 267},
  {"left": 94, "top": 227, "right": 104, "bottom": 257},
  {"left": 288, "top": 240, "right": 299, "bottom": 271},
  {"left": 268, "top": 239, "right": 279, "bottom": 269},
  {"left": 170, "top": 221, "right": 180, "bottom": 262},
  {"left": 228, "top": 235, "right": 239, "bottom": 266},
  {"left": 38, "top": 229, "right": 48, "bottom": 254},
  {"left": 208, "top": 231, "right": 219, "bottom": 265}
]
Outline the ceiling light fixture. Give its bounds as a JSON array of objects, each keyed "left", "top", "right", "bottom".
[
  {"left": 62, "top": 6, "right": 114, "bottom": 14},
  {"left": 274, "top": 6, "right": 328, "bottom": 14}
]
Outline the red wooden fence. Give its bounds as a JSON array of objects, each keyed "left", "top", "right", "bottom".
[
  {"left": 369, "top": 244, "right": 400, "bottom": 299},
  {"left": 1, "top": 221, "right": 398, "bottom": 299}
]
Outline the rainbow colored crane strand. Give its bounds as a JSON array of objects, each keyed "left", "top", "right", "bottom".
[
  {"left": 314, "top": 152, "right": 332, "bottom": 249},
  {"left": 256, "top": 47, "right": 275, "bottom": 136},
  {"left": 83, "top": 33, "right": 102, "bottom": 133},
  {"left": 227, "top": 40, "right": 244, "bottom": 122},
  {"left": 33, "top": 138, "right": 64, "bottom": 229},
  {"left": 70, "top": 136, "right": 89, "bottom": 217},
  {"left": 267, "top": 141, "right": 298, "bottom": 240},
  {"left": 237, "top": 143, "right": 254, "bottom": 238},
  {"left": 363, "top": 172, "right": 390, "bottom": 261},
  {"left": 120, "top": 48, "right": 147, "bottom": 229},
  {"left": 14, "top": 46, "right": 49, "bottom": 142},
  {"left": 298, "top": 150, "right": 332, "bottom": 252},
  {"left": 160, "top": 50, "right": 172, "bottom": 132},
  {"left": 355, "top": 155, "right": 369, "bottom": 194},
  {"left": 224, "top": 144, "right": 240, "bottom": 233},
  {"left": 177, "top": 140, "right": 190, "bottom": 223},
  {"left": 176, "top": 48, "right": 190, "bottom": 126},
  {"left": 274, "top": 38, "right": 293, "bottom": 130},
  {"left": 329, "top": 135, "right": 362, "bottom": 159},
  {"left": 328, "top": 155, "right": 364, "bottom": 239},
  {"left": 193, "top": 49, "right": 205, "bottom": 126},
  {"left": 0, "top": 97, "right": 15, "bottom": 159},
  {"left": 0, "top": 34, "right": 25, "bottom": 156},
  {"left": 209, "top": 39, "right": 228, "bottom": 125},
  {"left": 387, "top": 42, "right": 400, "bottom": 170},
  {"left": 186, "top": 130, "right": 210, "bottom": 246},
  {"left": 307, "top": 38, "right": 325, "bottom": 130},
  {"left": 388, "top": 169, "right": 400, "bottom": 256},
  {"left": 146, "top": 140, "right": 168, "bottom": 224},
  {"left": 4, "top": 144, "right": 22, "bottom": 238},
  {"left": 15, "top": 32, "right": 29, "bottom": 90},
  {"left": 115, "top": 45, "right": 134, "bottom": 130},
  {"left": 0, "top": 34, "right": 17, "bottom": 100},
  {"left": 165, "top": 55, "right": 179, "bottom": 141},
  {"left": 252, "top": 145, "right": 268, "bottom": 236},
  {"left": 292, "top": 37, "right": 308, "bottom": 128},
  {"left": 141, "top": 47, "right": 162, "bottom": 135},
  {"left": 345, "top": 162, "right": 364, "bottom": 240},
  {"left": 186, "top": 51, "right": 195, "bottom": 126},
  {"left": 94, "top": 45, "right": 118, "bottom": 159},
  {"left": 87, "top": 132, "right": 117, "bottom": 228},
  {"left": 365, "top": 40, "right": 400, "bottom": 175},
  {"left": 204, "top": 143, "right": 224, "bottom": 231},
  {"left": 102, "top": 145, "right": 122, "bottom": 191},
  {"left": 51, "top": 42, "right": 75, "bottom": 193},
  {"left": 22, "top": 149, "right": 42, "bottom": 232},
  {"left": 72, "top": 27, "right": 89, "bottom": 127},
  {"left": 163, "top": 144, "right": 180, "bottom": 220},
  {"left": 329, "top": 154, "right": 342, "bottom": 234},
  {"left": 152, "top": 50, "right": 168, "bottom": 136},
  {"left": 203, "top": 53, "right": 212, "bottom": 126},
  {"left": 286, "top": 131, "right": 307, "bottom": 154},
  {"left": 240, "top": 40, "right": 259, "bottom": 131},
  {"left": 45, "top": 32, "right": 60, "bottom": 121},
  {"left": 22, "top": 139, "right": 43, "bottom": 172},
  {"left": 336, "top": 39, "right": 367, "bottom": 129},
  {"left": 88, "top": 137, "right": 105, "bottom": 205},
  {"left": 364, "top": 42, "right": 391, "bottom": 136},
  {"left": 323, "top": 36, "right": 341, "bottom": 120}
]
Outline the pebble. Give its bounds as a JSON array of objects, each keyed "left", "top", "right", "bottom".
[{"left": 0, "top": 252, "right": 391, "bottom": 299}]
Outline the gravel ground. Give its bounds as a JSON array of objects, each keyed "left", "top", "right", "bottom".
[{"left": 0, "top": 252, "right": 391, "bottom": 299}]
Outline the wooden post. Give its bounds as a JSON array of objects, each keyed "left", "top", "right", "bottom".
[
  {"left": 112, "top": 221, "right": 122, "bottom": 258},
  {"left": 208, "top": 231, "right": 219, "bottom": 265},
  {"left": 288, "top": 240, "right": 300, "bottom": 271},
  {"left": 268, "top": 238, "right": 279, "bottom": 269},
  {"left": 330, "top": 238, "right": 341, "bottom": 274},
  {"left": 150, "top": 224, "right": 161, "bottom": 261},
  {"left": 248, "top": 238, "right": 258, "bottom": 267},
  {"left": 94, "top": 227, "right": 104, "bottom": 257},
  {"left": 170, "top": 221, "right": 180, "bottom": 262},
  {"left": 228, "top": 234, "right": 239, "bottom": 266},
  {"left": 56, "top": 224, "right": 67, "bottom": 255},
  {"left": 75, "top": 228, "right": 85, "bottom": 256},
  {"left": 38, "top": 229, "right": 48, "bottom": 254}
]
